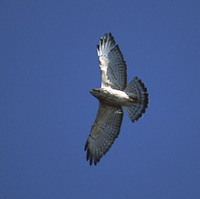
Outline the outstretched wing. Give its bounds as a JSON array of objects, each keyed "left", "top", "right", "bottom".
[
  {"left": 85, "top": 103, "right": 123, "bottom": 165},
  {"left": 97, "top": 33, "right": 127, "bottom": 90}
]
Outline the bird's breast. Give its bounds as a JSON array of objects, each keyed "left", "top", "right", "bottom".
[{"left": 92, "top": 88, "right": 135, "bottom": 106}]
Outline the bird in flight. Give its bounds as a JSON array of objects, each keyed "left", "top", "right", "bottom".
[{"left": 84, "top": 33, "right": 149, "bottom": 166}]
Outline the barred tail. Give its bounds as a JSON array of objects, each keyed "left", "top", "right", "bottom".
[{"left": 123, "top": 77, "right": 149, "bottom": 123}]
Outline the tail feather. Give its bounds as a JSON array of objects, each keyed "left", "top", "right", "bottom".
[{"left": 123, "top": 77, "right": 149, "bottom": 122}]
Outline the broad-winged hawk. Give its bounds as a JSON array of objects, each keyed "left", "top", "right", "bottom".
[{"left": 84, "top": 33, "right": 149, "bottom": 166}]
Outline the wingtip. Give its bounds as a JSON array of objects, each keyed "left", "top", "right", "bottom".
[
  {"left": 86, "top": 147, "right": 90, "bottom": 161},
  {"left": 100, "top": 38, "right": 103, "bottom": 45},
  {"left": 90, "top": 154, "right": 93, "bottom": 165},
  {"left": 85, "top": 140, "right": 98, "bottom": 166},
  {"left": 84, "top": 140, "right": 88, "bottom": 151},
  {"left": 97, "top": 32, "right": 116, "bottom": 52}
]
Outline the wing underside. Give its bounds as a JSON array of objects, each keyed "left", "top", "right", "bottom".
[
  {"left": 97, "top": 33, "right": 127, "bottom": 90},
  {"left": 84, "top": 103, "right": 123, "bottom": 165}
]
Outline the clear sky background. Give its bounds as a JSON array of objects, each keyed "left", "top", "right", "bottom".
[{"left": 1, "top": 0, "right": 200, "bottom": 198}]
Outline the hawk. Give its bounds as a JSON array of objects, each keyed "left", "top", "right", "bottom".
[{"left": 84, "top": 33, "right": 149, "bottom": 165}]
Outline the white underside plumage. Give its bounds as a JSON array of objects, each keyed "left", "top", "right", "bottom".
[{"left": 90, "top": 87, "right": 135, "bottom": 106}]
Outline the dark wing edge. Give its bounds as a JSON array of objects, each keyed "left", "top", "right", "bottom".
[{"left": 84, "top": 103, "right": 123, "bottom": 166}]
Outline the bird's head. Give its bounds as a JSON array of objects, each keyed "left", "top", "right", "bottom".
[
  {"left": 90, "top": 88, "right": 105, "bottom": 99},
  {"left": 90, "top": 88, "right": 101, "bottom": 95}
]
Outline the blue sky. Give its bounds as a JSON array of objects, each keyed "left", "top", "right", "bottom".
[{"left": 1, "top": 0, "right": 200, "bottom": 198}]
